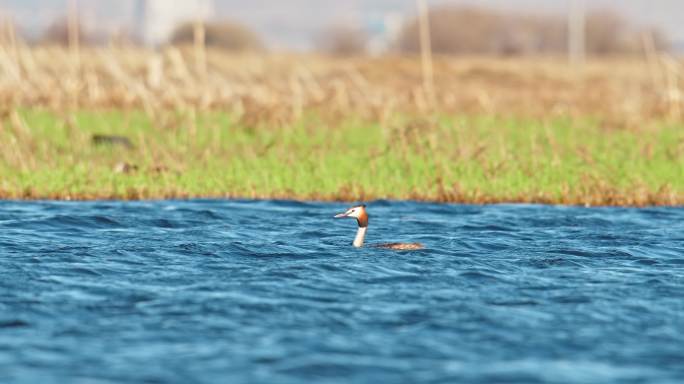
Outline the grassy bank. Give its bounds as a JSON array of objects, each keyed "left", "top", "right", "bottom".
[{"left": 1, "top": 109, "right": 682, "bottom": 205}]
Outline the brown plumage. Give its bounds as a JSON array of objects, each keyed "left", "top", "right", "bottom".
[
  {"left": 356, "top": 209, "right": 368, "bottom": 228},
  {"left": 374, "top": 242, "right": 424, "bottom": 251},
  {"left": 334, "top": 204, "right": 424, "bottom": 250}
]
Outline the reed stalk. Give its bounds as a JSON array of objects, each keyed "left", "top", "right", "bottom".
[{"left": 416, "top": 0, "right": 435, "bottom": 105}]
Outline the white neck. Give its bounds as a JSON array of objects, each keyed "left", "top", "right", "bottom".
[{"left": 353, "top": 226, "right": 367, "bottom": 247}]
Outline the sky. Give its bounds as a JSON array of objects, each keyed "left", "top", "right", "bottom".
[{"left": 1, "top": 0, "right": 683, "bottom": 49}]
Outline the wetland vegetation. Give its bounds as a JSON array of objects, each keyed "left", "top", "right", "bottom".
[{"left": 0, "top": 48, "right": 682, "bottom": 205}]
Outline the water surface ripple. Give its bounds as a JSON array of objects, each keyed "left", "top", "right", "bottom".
[{"left": 1, "top": 200, "right": 683, "bottom": 383}]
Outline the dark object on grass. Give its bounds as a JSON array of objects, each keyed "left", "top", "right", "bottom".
[
  {"left": 92, "top": 134, "right": 134, "bottom": 149},
  {"left": 114, "top": 162, "right": 138, "bottom": 174}
]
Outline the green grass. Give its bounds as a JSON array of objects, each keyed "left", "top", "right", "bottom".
[{"left": 1, "top": 109, "right": 683, "bottom": 205}]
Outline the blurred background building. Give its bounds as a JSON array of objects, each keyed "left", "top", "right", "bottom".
[
  {"left": 0, "top": 0, "right": 682, "bottom": 53},
  {"left": 133, "top": 0, "right": 214, "bottom": 46}
]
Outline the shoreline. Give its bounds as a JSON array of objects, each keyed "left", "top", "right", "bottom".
[{"left": 1, "top": 191, "right": 682, "bottom": 207}]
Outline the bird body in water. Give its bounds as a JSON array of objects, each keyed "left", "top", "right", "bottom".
[{"left": 334, "top": 205, "right": 423, "bottom": 250}]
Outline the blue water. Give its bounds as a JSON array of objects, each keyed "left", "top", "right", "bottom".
[{"left": 1, "top": 200, "right": 683, "bottom": 384}]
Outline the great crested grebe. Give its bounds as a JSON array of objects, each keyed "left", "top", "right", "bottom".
[{"left": 334, "top": 204, "right": 423, "bottom": 250}]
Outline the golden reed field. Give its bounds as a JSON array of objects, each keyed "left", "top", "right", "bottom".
[{"left": 0, "top": 46, "right": 682, "bottom": 123}]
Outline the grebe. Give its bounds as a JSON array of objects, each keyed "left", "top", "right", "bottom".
[{"left": 334, "top": 204, "right": 424, "bottom": 250}]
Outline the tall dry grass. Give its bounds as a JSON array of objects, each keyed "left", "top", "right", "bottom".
[{"left": 0, "top": 42, "right": 682, "bottom": 127}]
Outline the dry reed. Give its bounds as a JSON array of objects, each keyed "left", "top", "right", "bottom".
[{"left": 0, "top": 45, "right": 681, "bottom": 126}]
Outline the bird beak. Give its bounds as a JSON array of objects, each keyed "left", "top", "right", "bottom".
[{"left": 334, "top": 212, "right": 348, "bottom": 218}]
